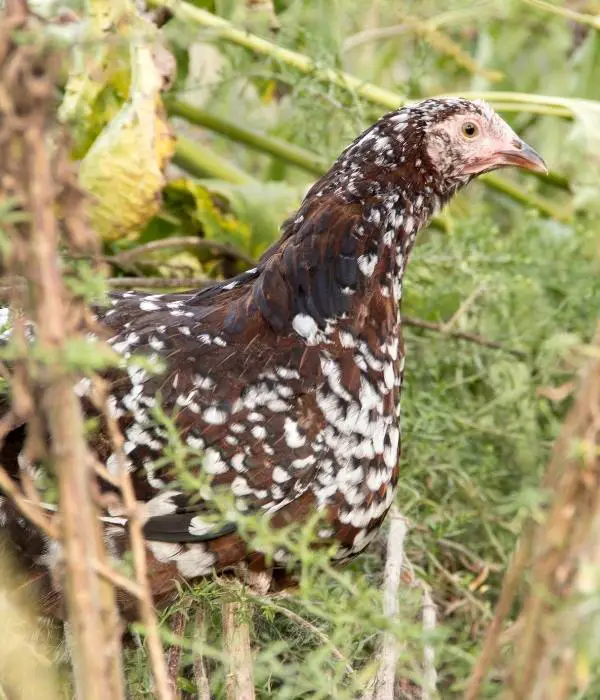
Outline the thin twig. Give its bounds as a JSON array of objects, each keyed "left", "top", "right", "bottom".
[
  {"left": 0, "top": 463, "right": 58, "bottom": 539},
  {"left": 91, "top": 457, "right": 122, "bottom": 490},
  {"left": 523, "top": 0, "right": 600, "bottom": 29},
  {"left": 109, "top": 236, "right": 257, "bottom": 268},
  {"left": 97, "top": 373, "right": 174, "bottom": 698},
  {"left": 403, "top": 316, "right": 527, "bottom": 359},
  {"left": 120, "top": 465, "right": 174, "bottom": 700},
  {"left": 387, "top": 15, "right": 503, "bottom": 81},
  {"left": 108, "top": 277, "right": 212, "bottom": 289},
  {"left": 441, "top": 282, "right": 487, "bottom": 333},
  {"left": 342, "top": 7, "right": 506, "bottom": 55},
  {"left": 437, "top": 538, "right": 503, "bottom": 573},
  {"left": 464, "top": 528, "right": 534, "bottom": 700},
  {"left": 93, "top": 560, "right": 145, "bottom": 600},
  {"left": 427, "top": 551, "right": 491, "bottom": 619},
  {"left": 342, "top": 23, "right": 409, "bottom": 53},
  {"left": 93, "top": 377, "right": 173, "bottom": 699},
  {"left": 264, "top": 600, "right": 355, "bottom": 676}
]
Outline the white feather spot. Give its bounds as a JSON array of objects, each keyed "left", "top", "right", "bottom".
[
  {"left": 202, "top": 406, "right": 228, "bottom": 425},
  {"left": 284, "top": 418, "right": 306, "bottom": 448},
  {"left": 272, "top": 466, "right": 290, "bottom": 483},
  {"left": 139, "top": 300, "right": 161, "bottom": 311},
  {"left": 357, "top": 253, "right": 378, "bottom": 277},
  {"left": 203, "top": 448, "right": 228, "bottom": 475},
  {"left": 292, "top": 313, "right": 318, "bottom": 342}
]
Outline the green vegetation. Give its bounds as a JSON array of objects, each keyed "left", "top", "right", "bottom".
[{"left": 2, "top": 0, "right": 600, "bottom": 698}]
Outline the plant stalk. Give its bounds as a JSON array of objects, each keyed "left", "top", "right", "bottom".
[
  {"left": 18, "top": 44, "right": 125, "bottom": 700},
  {"left": 167, "top": 98, "right": 328, "bottom": 176},
  {"left": 173, "top": 135, "right": 254, "bottom": 184}
]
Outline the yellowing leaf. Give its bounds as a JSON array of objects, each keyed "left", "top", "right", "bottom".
[
  {"left": 159, "top": 178, "right": 304, "bottom": 260},
  {"left": 79, "top": 37, "right": 175, "bottom": 241}
]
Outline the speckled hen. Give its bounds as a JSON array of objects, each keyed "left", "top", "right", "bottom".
[{"left": 0, "top": 98, "right": 546, "bottom": 616}]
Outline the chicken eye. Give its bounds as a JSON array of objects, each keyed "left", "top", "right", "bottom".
[{"left": 462, "top": 121, "right": 479, "bottom": 139}]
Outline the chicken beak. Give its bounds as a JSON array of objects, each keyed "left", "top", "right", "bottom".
[{"left": 498, "top": 139, "right": 548, "bottom": 174}]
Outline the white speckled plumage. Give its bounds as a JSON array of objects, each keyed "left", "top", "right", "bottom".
[{"left": 0, "top": 98, "right": 546, "bottom": 612}]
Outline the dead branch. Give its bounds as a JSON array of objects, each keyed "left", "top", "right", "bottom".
[
  {"left": 426, "top": 550, "right": 491, "bottom": 619},
  {"left": 464, "top": 526, "right": 534, "bottom": 700},
  {"left": 441, "top": 282, "right": 487, "bottom": 333},
  {"left": 93, "top": 560, "right": 145, "bottom": 600}
]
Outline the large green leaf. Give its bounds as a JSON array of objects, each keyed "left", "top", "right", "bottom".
[
  {"left": 153, "top": 178, "right": 304, "bottom": 260},
  {"left": 199, "top": 179, "right": 305, "bottom": 255}
]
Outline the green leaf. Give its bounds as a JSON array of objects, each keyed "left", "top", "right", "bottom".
[
  {"left": 152, "top": 178, "right": 304, "bottom": 261},
  {"left": 200, "top": 179, "right": 305, "bottom": 255}
]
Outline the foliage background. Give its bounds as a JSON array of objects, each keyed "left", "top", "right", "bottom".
[{"left": 3, "top": 0, "right": 600, "bottom": 698}]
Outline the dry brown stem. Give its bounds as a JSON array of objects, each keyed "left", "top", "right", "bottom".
[
  {"left": 193, "top": 604, "right": 212, "bottom": 700},
  {"left": 121, "top": 467, "right": 174, "bottom": 698},
  {"left": 93, "top": 560, "right": 145, "bottom": 600},
  {"left": 165, "top": 609, "right": 188, "bottom": 699},
  {"left": 440, "top": 282, "right": 487, "bottom": 333},
  {"left": 0, "top": 7, "right": 126, "bottom": 697},
  {"left": 464, "top": 524, "right": 534, "bottom": 700},
  {"left": 222, "top": 599, "right": 256, "bottom": 700},
  {"left": 94, "top": 372, "right": 173, "bottom": 700},
  {"left": 466, "top": 326, "right": 600, "bottom": 699},
  {"left": 503, "top": 326, "right": 600, "bottom": 698}
]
